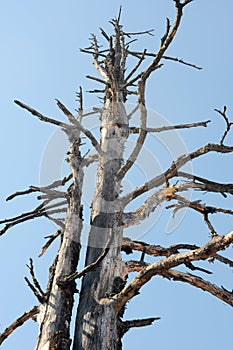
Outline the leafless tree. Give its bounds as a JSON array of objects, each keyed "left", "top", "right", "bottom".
[{"left": 1, "top": 1, "right": 233, "bottom": 349}]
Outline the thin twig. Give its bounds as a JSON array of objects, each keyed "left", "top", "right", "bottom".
[
  {"left": 127, "top": 104, "right": 139, "bottom": 119},
  {"left": 123, "top": 29, "right": 155, "bottom": 37},
  {"left": 6, "top": 186, "right": 40, "bottom": 201},
  {"left": 130, "top": 120, "right": 210, "bottom": 134},
  {"left": 116, "top": 101, "right": 148, "bottom": 180},
  {"left": 99, "top": 27, "right": 110, "bottom": 42},
  {"left": 14, "top": 100, "right": 68, "bottom": 128},
  {"left": 56, "top": 99, "right": 102, "bottom": 154},
  {"left": 0, "top": 203, "right": 49, "bottom": 236},
  {"left": 215, "top": 106, "right": 233, "bottom": 145},
  {"left": 86, "top": 75, "right": 107, "bottom": 85},
  {"left": 80, "top": 48, "right": 107, "bottom": 58},
  {"left": 125, "top": 49, "right": 147, "bottom": 83},
  {"left": 119, "top": 317, "right": 160, "bottom": 337},
  {"left": 26, "top": 258, "right": 45, "bottom": 296},
  {"left": 6, "top": 176, "right": 70, "bottom": 202},
  {"left": 24, "top": 277, "right": 45, "bottom": 304},
  {"left": 162, "top": 55, "right": 202, "bottom": 69},
  {"left": 76, "top": 86, "right": 83, "bottom": 115},
  {"left": 39, "top": 230, "right": 62, "bottom": 257},
  {"left": 161, "top": 18, "right": 171, "bottom": 45},
  {"left": 56, "top": 99, "right": 77, "bottom": 125}
]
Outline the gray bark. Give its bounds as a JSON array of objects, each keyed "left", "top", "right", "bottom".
[
  {"left": 73, "top": 98, "right": 129, "bottom": 350},
  {"left": 35, "top": 138, "right": 84, "bottom": 350}
]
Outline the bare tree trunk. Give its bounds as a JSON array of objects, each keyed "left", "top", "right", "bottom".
[
  {"left": 35, "top": 138, "right": 84, "bottom": 350},
  {"left": 73, "top": 97, "right": 128, "bottom": 349}
]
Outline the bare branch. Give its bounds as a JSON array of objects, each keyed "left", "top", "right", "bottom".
[
  {"left": 123, "top": 29, "right": 155, "bottom": 37},
  {"left": 122, "top": 238, "right": 233, "bottom": 268},
  {"left": 122, "top": 143, "right": 233, "bottom": 203},
  {"left": 91, "top": 34, "right": 109, "bottom": 81},
  {"left": 130, "top": 120, "right": 210, "bottom": 134},
  {"left": 139, "top": 0, "right": 192, "bottom": 84},
  {"left": 119, "top": 316, "right": 160, "bottom": 337},
  {"left": 76, "top": 86, "right": 83, "bottom": 115},
  {"left": 125, "top": 260, "right": 149, "bottom": 273},
  {"left": 56, "top": 98, "right": 78, "bottom": 125},
  {"left": 14, "top": 100, "right": 68, "bottom": 128},
  {"left": 122, "top": 238, "right": 198, "bottom": 257},
  {"left": 86, "top": 75, "right": 107, "bottom": 85},
  {"left": 39, "top": 230, "right": 62, "bottom": 257},
  {"left": 116, "top": 102, "right": 147, "bottom": 180},
  {"left": 82, "top": 109, "right": 101, "bottom": 118},
  {"left": 99, "top": 27, "right": 110, "bottom": 42},
  {"left": 55, "top": 99, "right": 102, "bottom": 154},
  {"left": 25, "top": 259, "right": 45, "bottom": 303},
  {"left": 125, "top": 49, "right": 147, "bottom": 83},
  {"left": 184, "top": 261, "right": 212, "bottom": 275},
  {"left": 167, "top": 193, "right": 233, "bottom": 216},
  {"left": 0, "top": 203, "right": 48, "bottom": 236},
  {"left": 37, "top": 190, "right": 66, "bottom": 200},
  {"left": 122, "top": 186, "right": 177, "bottom": 226},
  {"left": 87, "top": 89, "right": 105, "bottom": 94},
  {"left": 0, "top": 306, "right": 39, "bottom": 346},
  {"left": 162, "top": 55, "right": 202, "bottom": 69},
  {"left": 160, "top": 269, "right": 233, "bottom": 306},
  {"left": 113, "top": 231, "right": 233, "bottom": 308},
  {"left": 40, "top": 173, "right": 72, "bottom": 189},
  {"left": 45, "top": 255, "right": 59, "bottom": 298},
  {"left": 215, "top": 106, "right": 233, "bottom": 145},
  {"left": 81, "top": 153, "right": 98, "bottom": 167},
  {"left": 117, "top": 5, "right": 122, "bottom": 22},
  {"left": 124, "top": 63, "right": 163, "bottom": 88},
  {"left": 127, "top": 104, "right": 139, "bottom": 119},
  {"left": 24, "top": 277, "right": 45, "bottom": 304},
  {"left": 128, "top": 50, "right": 201, "bottom": 70},
  {"left": 166, "top": 193, "right": 233, "bottom": 236},
  {"left": 178, "top": 171, "right": 233, "bottom": 197},
  {"left": 6, "top": 186, "right": 40, "bottom": 201},
  {"left": 46, "top": 216, "right": 65, "bottom": 229},
  {"left": 15, "top": 99, "right": 101, "bottom": 156},
  {"left": 161, "top": 18, "right": 171, "bottom": 45},
  {"left": 6, "top": 174, "right": 72, "bottom": 203},
  {"left": 26, "top": 258, "right": 45, "bottom": 297},
  {"left": 80, "top": 48, "right": 107, "bottom": 58}
]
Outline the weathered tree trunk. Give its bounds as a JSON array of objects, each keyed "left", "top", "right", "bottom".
[
  {"left": 35, "top": 137, "right": 84, "bottom": 350},
  {"left": 73, "top": 21, "right": 129, "bottom": 347},
  {"left": 73, "top": 98, "right": 128, "bottom": 349}
]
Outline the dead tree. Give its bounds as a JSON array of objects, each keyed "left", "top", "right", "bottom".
[{"left": 1, "top": 1, "right": 233, "bottom": 349}]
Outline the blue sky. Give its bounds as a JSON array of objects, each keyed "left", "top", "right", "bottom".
[{"left": 0, "top": 1, "right": 233, "bottom": 349}]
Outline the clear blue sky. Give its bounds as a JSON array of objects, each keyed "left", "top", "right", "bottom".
[{"left": 0, "top": 1, "right": 233, "bottom": 349}]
